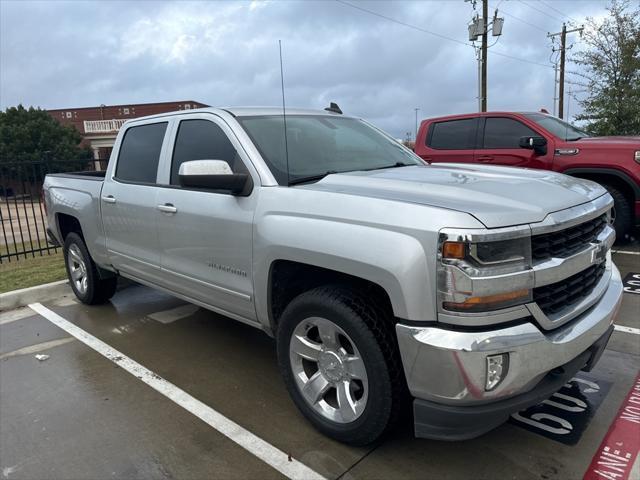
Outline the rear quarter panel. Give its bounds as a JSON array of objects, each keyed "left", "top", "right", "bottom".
[{"left": 44, "top": 175, "right": 110, "bottom": 266}]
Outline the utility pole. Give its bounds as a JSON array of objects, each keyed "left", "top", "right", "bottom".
[
  {"left": 467, "top": 0, "right": 502, "bottom": 112},
  {"left": 481, "top": 0, "right": 488, "bottom": 112},
  {"left": 414, "top": 108, "right": 420, "bottom": 141},
  {"left": 476, "top": 49, "right": 482, "bottom": 112},
  {"left": 548, "top": 23, "right": 583, "bottom": 119},
  {"left": 552, "top": 63, "right": 559, "bottom": 116}
]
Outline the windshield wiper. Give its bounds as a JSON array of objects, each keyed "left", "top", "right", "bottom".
[
  {"left": 365, "top": 161, "right": 412, "bottom": 171},
  {"left": 288, "top": 171, "right": 338, "bottom": 186},
  {"left": 288, "top": 162, "right": 412, "bottom": 185},
  {"left": 566, "top": 136, "right": 583, "bottom": 141}
]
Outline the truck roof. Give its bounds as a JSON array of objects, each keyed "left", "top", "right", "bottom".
[
  {"left": 125, "top": 106, "right": 349, "bottom": 124},
  {"left": 420, "top": 111, "right": 547, "bottom": 124}
]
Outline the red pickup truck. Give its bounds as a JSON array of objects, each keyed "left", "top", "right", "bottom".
[{"left": 414, "top": 112, "right": 640, "bottom": 239}]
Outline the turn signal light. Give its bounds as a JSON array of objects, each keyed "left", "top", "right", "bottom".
[
  {"left": 443, "top": 289, "right": 530, "bottom": 312},
  {"left": 442, "top": 241, "right": 466, "bottom": 259}
]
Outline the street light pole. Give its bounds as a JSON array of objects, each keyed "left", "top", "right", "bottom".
[{"left": 414, "top": 108, "right": 420, "bottom": 142}]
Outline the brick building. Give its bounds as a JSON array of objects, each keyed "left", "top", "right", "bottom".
[{"left": 47, "top": 100, "right": 208, "bottom": 168}]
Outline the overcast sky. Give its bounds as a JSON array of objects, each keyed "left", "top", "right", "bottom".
[{"left": 0, "top": 0, "right": 610, "bottom": 138}]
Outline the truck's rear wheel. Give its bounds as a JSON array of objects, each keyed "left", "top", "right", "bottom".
[
  {"left": 602, "top": 183, "right": 633, "bottom": 241},
  {"left": 276, "top": 285, "right": 403, "bottom": 445},
  {"left": 63, "top": 232, "right": 117, "bottom": 304}
]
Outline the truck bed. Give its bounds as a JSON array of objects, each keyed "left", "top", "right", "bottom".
[{"left": 43, "top": 171, "right": 108, "bottom": 265}]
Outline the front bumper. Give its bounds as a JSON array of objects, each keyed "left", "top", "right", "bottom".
[{"left": 396, "top": 263, "right": 623, "bottom": 440}]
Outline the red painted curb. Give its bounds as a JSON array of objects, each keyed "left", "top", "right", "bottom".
[{"left": 583, "top": 372, "right": 640, "bottom": 480}]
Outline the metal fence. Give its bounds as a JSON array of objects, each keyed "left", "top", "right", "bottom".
[{"left": 0, "top": 159, "right": 107, "bottom": 263}]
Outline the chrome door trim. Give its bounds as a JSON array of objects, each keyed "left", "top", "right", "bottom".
[
  {"left": 107, "top": 249, "right": 159, "bottom": 269},
  {"left": 159, "top": 265, "right": 252, "bottom": 301}
]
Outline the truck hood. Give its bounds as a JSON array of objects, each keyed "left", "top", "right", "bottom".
[
  {"left": 563, "top": 136, "right": 640, "bottom": 150},
  {"left": 299, "top": 164, "right": 607, "bottom": 228}
]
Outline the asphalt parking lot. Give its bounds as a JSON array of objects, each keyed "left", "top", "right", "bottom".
[{"left": 1, "top": 250, "right": 639, "bottom": 480}]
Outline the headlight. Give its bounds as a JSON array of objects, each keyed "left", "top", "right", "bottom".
[
  {"left": 635, "top": 150, "right": 640, "bottom": 164},
  {"left": 438, "top": 233, "right": 533, "bottom": 313}
]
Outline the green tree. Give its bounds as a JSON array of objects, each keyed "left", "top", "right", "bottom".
[
  {"left": 572, "top": 0, "right": 640, "bottom": 136},
  {"left": 0, "top": 104, "right": 90, "bottom": 164}
]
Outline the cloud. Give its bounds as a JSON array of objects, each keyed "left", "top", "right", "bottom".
[{"left": 0, "top": 0, "right": 610, "bottom": 137}]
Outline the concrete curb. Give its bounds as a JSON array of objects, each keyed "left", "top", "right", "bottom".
[{"left": 0, "top": 280, "right": 72, "bottom": 311}]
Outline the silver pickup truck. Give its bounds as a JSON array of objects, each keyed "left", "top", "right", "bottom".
[{"left": 44, "top": 107, "right": 623, "bottom": 445}]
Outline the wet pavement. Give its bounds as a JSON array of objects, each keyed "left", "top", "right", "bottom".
[{"left": 1, "top": 251, "right": 638, "bottom": 480}]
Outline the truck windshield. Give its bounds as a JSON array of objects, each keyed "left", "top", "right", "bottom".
[
  {"left": 237, "top": 115, "right": 422, "bottom": 185},
  {"left": 523, "top": 113, "right": 590, "bottom": 141}
]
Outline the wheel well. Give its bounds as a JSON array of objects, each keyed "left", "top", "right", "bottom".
[
  {"left": 268, "top": 260, "right": 394, "bottom": 330},
  {"left": 57, "top": 213, "right": 84, "bottom": 241},
  {"left": 569, "top": 172, "right": 635, "bottom": 205}
]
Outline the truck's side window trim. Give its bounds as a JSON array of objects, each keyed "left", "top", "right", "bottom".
[
  {"left": 480, "top": 117, "right": 538, "bottom": 149},
  {"left": 426, "top": 118, "right": 478, "bottom": 150},
  {"left": 114, "top": 122, "right": 168, "bottom": 185},
  {"left": 170, "top": 119, "right": 249, "bottom": 187}
]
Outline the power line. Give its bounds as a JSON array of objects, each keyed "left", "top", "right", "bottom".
[
  {"left": 519, "top": 0, "right": 565, "bottom": 23},
  {"left": 335, "top": 0, "right": 469, "bottom": 47},
  {"left": 500, "top": 9, "right": 547, "bottom": 33},
  {"left": 538, "top": 0, "right": 577, "bottom": 23},
  {"left": 336, "top": 0, "right": 553, "bottom": 69}
]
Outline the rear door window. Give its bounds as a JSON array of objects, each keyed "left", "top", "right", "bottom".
[
  {"left": 170, "top": 119, "right": 242, "bottom": 185},
  {"left": 483, "top": 117, "right": 537, "bottom": 148},
  {"left": 427, "top": 118, "right": 477, "bottom": 150},
  {"left": 115, "top": 122, "right": 167, "bottom": 183}
]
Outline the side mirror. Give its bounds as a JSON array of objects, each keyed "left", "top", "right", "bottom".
[
  {"left": 178, "top": 160, "right": 250, "bottom": 195},
  {"left": 518, "top": 136, "right": 547, "bottom": 155}
]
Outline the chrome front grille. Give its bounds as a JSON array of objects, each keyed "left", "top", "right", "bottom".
[
  {"left": 533, "top": 262, "right": 606, "bottom": 315},
  {"left": 531, "top": 214, "right": 608, "bottom": 262}
]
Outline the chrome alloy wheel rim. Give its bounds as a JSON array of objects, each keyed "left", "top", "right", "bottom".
[
  {"left": 67, "top": 244, "right": 88, "bottom": 295},
  {"left": 289, "top": 317, "right": 368, "bottom": 423}
]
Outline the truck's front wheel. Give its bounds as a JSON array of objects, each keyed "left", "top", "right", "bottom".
[
  {"left": 63, "top": 233, "right": 117, "bottom": 305},
  {"left": 277, "top": 286, "right": 403, "bottom": 445},
  {"left": 602, "top": 183, "right": 633, "bottom": 241}
]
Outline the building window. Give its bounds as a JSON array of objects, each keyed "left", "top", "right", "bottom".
[
  {"left": 66, "top": 112, "right": 72, "bottom": 119},
  {"left": 184, "top": 104, "right": 191, "bottom": 110},
  {"left": 123, "top": 108, "right": 130, "bottom": 115}
]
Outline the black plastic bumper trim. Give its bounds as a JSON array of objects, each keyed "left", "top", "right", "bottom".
[{"left": 46, "top": 228, "right": 60, "bottom": 247}]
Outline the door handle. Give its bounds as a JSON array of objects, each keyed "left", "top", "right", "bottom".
[
  {"left": 157, "top": 203, "right": 177, "bottom": 214},
  {"left": 101, "top": 195, "right": 116, "bottom": 204},
  {"left": 477, "top": 156, "right": 493, "bottom": 162}
]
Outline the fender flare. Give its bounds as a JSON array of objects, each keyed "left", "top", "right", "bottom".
[{"left": 563, "top": 167, "right": 639, "bottom": 199}]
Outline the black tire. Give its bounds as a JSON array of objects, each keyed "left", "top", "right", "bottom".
[
  {"left": 602, "top": 183, "right": 633, "bottom": 242},
  {"left": 276, "top": 285, "right": 404, "bottom": 446},
  {"left": 63, "top": 232, "right": 117, "bottom": 304}
]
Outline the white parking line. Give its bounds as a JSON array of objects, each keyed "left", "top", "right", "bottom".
[
  {"left": 614, "top": 324, "right": 640, "bottom": 335},
  {"left": 0, "top": 307, "right": 35, "bottom": 325},
  {"left": 0, "top": 337, "right": 75, "bottom": 360},
  {"left": 28, "top": 303, "right": 326, "bottom": 480},
  {"left": 611, "top": 250, "right": 640, "bottom": 256}
]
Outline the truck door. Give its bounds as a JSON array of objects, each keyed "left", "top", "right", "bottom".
[
  {"left": 420, "top": 118, "right": 478, "bottom": 163},
  {"left": 101, "top": 121, "right": 169, "bottom": 283},
  {"left": 476, "top": 117, "right": 552, "bottom": 167},
  {"left": 155, "top": 115, "right": 257, "bottom": 322}
]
